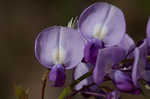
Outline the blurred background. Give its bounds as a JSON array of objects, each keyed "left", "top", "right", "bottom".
[{"left": 1, "top": 0, "right": 150, "bottom": 99}]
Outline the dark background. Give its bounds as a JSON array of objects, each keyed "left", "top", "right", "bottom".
[{"left": 1, "top": 0, "right": 150, "bottom": 99}]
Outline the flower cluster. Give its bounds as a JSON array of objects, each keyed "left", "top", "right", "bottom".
[{"left": 35, "top": 2, "right": 150, "bottom": 99}]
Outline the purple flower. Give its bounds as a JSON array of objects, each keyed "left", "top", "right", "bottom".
[
  {"left": 49, "top": 64, "right": 66, "bottom": 86},
  {"left": 146, "top": 18, "right": 150, "bottom": 48},
  {"left": 118, "top": 34, "right": 135, "bottom": 56},
  {"left": 112, "top": 33, "right": 143, "bottom": 93},
  {"left": 83, "top": 40, "right": 102, "bottom": 64},
  {"left": 74, "top": 63, "right": 104, "bottom": 98},
  {"left": 143, "top": 18, "right": 150, "bottom": 84},
  {"left": 133, "top": 18, "right": 150, "bottom": 86},
  {"left": 111, "top": 70, "right": 140, "bottom": 94},
  {"left": 74, "top": 63, "right": 93, "bottom": 90},
  {"left": 132, "top": 18, "right": 150, "bottom": 87},
  {"left": 106, "top": 90, "right": 120, "bottom": 99},
  {"left": 78, "top": 2, "right": 126, "bottom": 64},
  {"left": 35, "top": 26, "right": 84, "bottom": 87},
  {"left": 93, "top": 46, "right": 126, "bottom": 85},
  {"left": 78, "top": 2, "right": 126, "bottom": 46},
  {"left": 132, "top": 41, "right": 147, "bottom": 88}
]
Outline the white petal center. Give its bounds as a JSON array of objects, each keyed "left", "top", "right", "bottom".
[
  {"left": 93, "top": 24, "right": 108, "bottom": 40},
  {"left": 52, "top": 46, "right": 66, "bottom": 64}
]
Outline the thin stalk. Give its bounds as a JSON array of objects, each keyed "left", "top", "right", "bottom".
[{"left": 41, "top": 69, "right": 50, "bottom": 99}]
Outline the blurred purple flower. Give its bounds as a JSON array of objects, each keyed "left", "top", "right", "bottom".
[
  {"left": 93, "top": 46, "right": 126, "bottom": 85},
  {"left": 133, "top": 18, "right": 150, "bottom": 86},
  {"left": 106, "top": 90, "right": 120, "bottom": 99},
  {"left": 146, "top": 18, "right": 150, "bottom": 48},
  {"left": 83, "top": 40, "right": 102, "bottom": 64},
  {"left": 78, "top": 2, "right": 126, "bottom": 64},
  {"left": 74, "top": 63, "right": 93, "bottom": 90},
  {"left": 35, "top": 26, "right": 84, "bottom": 87},
  {"left": 132, "top": 41, "right": 147, "bottom": 88},
  {"left": 111, "top": 70, "right": 140, "bottom": 94},
  {"left": 118, "top": 34, "right": 135, "bottom": 56},
  {"left": 74, "top": 63, "right": 105, "bottom": 98}
]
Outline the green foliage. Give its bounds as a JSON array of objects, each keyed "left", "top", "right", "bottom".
[
  {"left": 139, "top": 80, "right": 150, "bottom": 98},
  {"left": 58, "top": 87, "right": 72, "bottom": 99},
  {"left": 15, "top": 85, "right": 29, "bottom": 99}
]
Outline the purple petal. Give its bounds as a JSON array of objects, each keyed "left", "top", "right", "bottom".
[
  {"left": 35, "top": 26, "right": 84, "bottom": 69},
  {"left": 118, "top": 34, "right": 135, "bottom": 55},
  {"left": 111, "top": 70, "right": 140, "bottom": 94},
  {"left": 132, "top": 40, "right": 147, "bottom": 87},
  {"left": 74, "top": 63, "right": 93, "bottom": 90},
  {"left": 146, "top": 18, "right": 150, "bottom": 48},
  {"left": 78, "top": 2, "right": 126, "bottom": 46},
  {"left": 81, "top": 85, "right": 105, "bottom": 99},
  {"left": 132, "top": 48, "right": 140, "bottom": 87},
  {"left": 84, "top": 40, "right": 102, "bottom": 64},
  {"left": 106, "top": 90, "right": 120, "bottom": 99},
  {"left": 49, "top": 64, "right": 66, "bottom": 87},
  {"left": 146, "top": 18, "right": 150, "bottom": 38},
  {"left": 93, "top": 47, "right": 126, "bottom": 85}
]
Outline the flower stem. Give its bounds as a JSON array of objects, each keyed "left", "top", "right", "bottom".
[
  {"left": 71, "top": 69, "right": 93, "bottom": 88},
  {"left": 41, "top": 69, "right": 50, "bottom": 99}
]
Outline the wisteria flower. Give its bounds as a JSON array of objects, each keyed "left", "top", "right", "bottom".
[
  {"left": 132, "top": 41, "right": 147, "bottom": 88},
  {"left": 35, "top": 26, "right": 84, "bottom": 87},
  {"left": 111, "top": 70, "right": 140, "bottom": 94},
  {"left": 33, "top": 2, "right": 150, "bottom": 99},
  {"left": 77, "top": 2, "right": 126, "bottom": 64},
  {"left": 146, "top": 18, "right": 150, "bottom": 48},
  {"left": 73, "top": 2, "right": 126, "bottom": 92},
  {"left": 74, "top": 62, "right": 93, "bottom": 90},
  {"left": 132, "top": 18, "right": 150, "bottom": 87},
  {"left": 118, "top": 34, "right": 135, "bottom": 56},
  {"left": 106, "top": 90, "right": 120, "bottom": 99},
  {"left": 93, "top": 46, "right": 126, "bottom": 85},
  {"left": 93, "top": 45, "right": 141, "bottom": 94}
]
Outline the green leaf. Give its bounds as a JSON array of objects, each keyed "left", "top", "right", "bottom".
[
  {"left": 139, "top": 80, "right": 150, "bottom": 98},
  {"left": 15, "top": 85, "right": 29, "bottom": 99}
]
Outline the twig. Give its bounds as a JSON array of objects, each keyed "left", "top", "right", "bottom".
[{"left": 41, "top": 69, "right": 50, "bottom": 99}]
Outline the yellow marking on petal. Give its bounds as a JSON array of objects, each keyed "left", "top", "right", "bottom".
[
  {"left": 52, "top": 46, "right": 65, "bottom": 64},
  {"left": 59, "top": 46, "right": 66, "bottom": 64},
  {"left": 52, "top": 48, "right": 59, "bottom": 64},
  {"left": 93, "top": 24, "right": 108, "bottom": 40}
]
